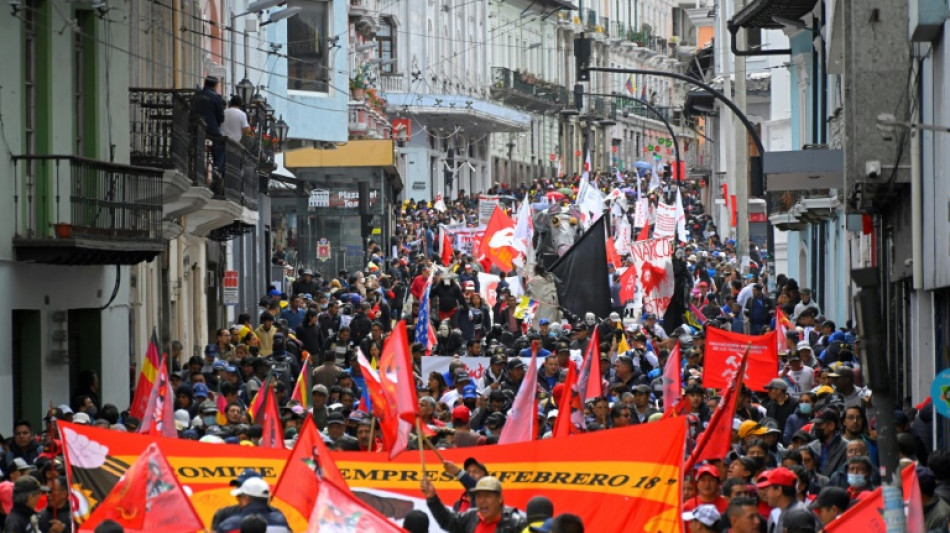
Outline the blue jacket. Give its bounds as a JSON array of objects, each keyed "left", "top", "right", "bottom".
[{"left": 216, "top": 500, "right": 290, "bottom": 533}]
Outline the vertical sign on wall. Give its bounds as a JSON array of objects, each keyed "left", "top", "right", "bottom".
[{"left": 223, "top": 271, "right": 239, "bottom": 306}]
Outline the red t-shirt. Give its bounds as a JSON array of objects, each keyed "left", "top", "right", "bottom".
[
  {"left": 473, "top": 514, "right": 500, "bottom": 533},
  {"left": 684, "top": 495, "right": 729, "bottom": 514}
]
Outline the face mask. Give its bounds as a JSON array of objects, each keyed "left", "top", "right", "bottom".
[
  {"left": 799, "top": 403, "right": 813, "bottom": 414},
  {"left": 321, "top": 303, "right": 328, "bottom": 310},
  {"left": 813, "top": 426, "right": 826, "bottom": 441},
  {"left": 443, "top": 279, "right": 451, "bottom": 286},
  {"left": 847, "top": 473, "right": 867, "bottom": 488},
  {"left": 203, "top": 416, "right": 216, "bottom": 427}
]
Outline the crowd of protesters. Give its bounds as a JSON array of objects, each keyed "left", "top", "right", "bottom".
[{"left": 2, "top": 167, "right": 949, "bottom": 533}]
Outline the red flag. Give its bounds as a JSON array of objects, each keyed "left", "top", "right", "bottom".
[
  {"left": 79, "top": 442, "right": 203, "bottom": 533},
  {"left": 576, "top": 329, "right": 603, "bottom": 402},
  {"left": 272, "top": 416, "right": 347, "bottom": 522},
  {"left": 377, "top": 322, "right": 419, "bottom": 458},
  {"left": 637, "top": 220, "right": 650, "bottom": 241},
  {"left": 824, "top": 465, "right": 923, "bottom": 533},
  {"left": 662, "top": 342, "right": 682, "bottom": 415},
  {"left": 137, "top": 354, "right": 177, "bottom": 438},
  {"left": 306, "top": 470, "right": 404, "bottom": 533},
  {"left": 684, "top": 346, "right": 749, "bottom": 472},
  {"left": 357, "top": 348, "right": 397, "bottom": 451},
  {"left": 440, "top": 226, "right": 453, "bottom": 266},
  {"left": 605, "top": 234, "right": 621, "bottom": 267},
  {"left": 258, "top": 383, "right": 284, "bottom": 449},
  {"left": 775, "top": 307, "right": 793, "bottom": 353},
  {"left": 130, "top": 331, "right": 161, "bottom": 419},
  {"left": 553, "top": 362, "right": 581, "bottom": 438},
  {"left": 703, "top": 328, "right": 779, "bottom": 391},
  {"left": 478, "top": 206, "right": 518, "bottom": 272},
  {"left": 730, "top": 194, "right": 737, "bottom": 227},
  {"left": 498, "top": 343, "right": 540, "bottom": 445},
  {"left": 618, "top": 265, "right": 637, "bottom": 303}
]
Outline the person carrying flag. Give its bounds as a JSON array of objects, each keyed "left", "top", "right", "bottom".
[{"left": 421, "top": 476, "right": 527, "bottom": 533}]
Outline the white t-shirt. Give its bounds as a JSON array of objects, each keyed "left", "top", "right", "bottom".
[
  {"left": 786, "top": 366, "right": 815, "bottom": 394},
  {"left": 221, "top": 107, "right": 249, "bottom": 142}
]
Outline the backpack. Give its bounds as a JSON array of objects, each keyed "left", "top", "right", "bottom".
[{"left": 267, "top": 353, "right": 297, "bottom": 392}]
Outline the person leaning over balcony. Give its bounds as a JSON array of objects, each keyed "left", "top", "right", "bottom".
[
  {"left": 221, "top": 96, "right": 251, "bottom": 143},
  {"left": 190, "top": 75, "right": 226, "bottom": 176}
]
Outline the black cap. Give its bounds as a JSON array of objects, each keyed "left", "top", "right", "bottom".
[
  {"left": 489, "top": 389, "right": 507, "bottom": 401},
  {"left": 811, "top": 408, "right": 840, "bottom": 425},
  {"left": 507, "top": 358, "right": 525, "bottom": 371},
  {"left": 556, "top": 342, "right": 569, "bottom": 353},
  {"left": 809, "top": 486, "right": 850, "bottom": 511},
  {"left": 525, "top": 496, "right": 555, "bottom": 522},
  {"left": 463, "top": 457, "right": 488, "bottom": 475},
  {"left": 327, "top": 412, "right": 345, "bottom": 426},
  {"left": 490, "top": 354, "right": 506, "bottom": 366},
  {"left": 13, "top": 476, "right": 49, "bottom": 496}
]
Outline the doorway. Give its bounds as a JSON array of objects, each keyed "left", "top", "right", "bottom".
[
  {"left": 12, "top": 310, "right": 43, "bottom": 427},
  {"left": 68, "top": 309, "right": 102, "bottom": 404}
]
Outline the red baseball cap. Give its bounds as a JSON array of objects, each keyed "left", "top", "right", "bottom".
[
  {"left": 699, "top": 281, "right": 709, "bottom": 288},
  {"left": 696, "top": 464, "right": 720, "bottom": 481},
  {"left": 756, "top": 467, "right": 797, "bottom": 489},
  {"left": 452, "top": 406, "right": 471, "bottom": 424}
]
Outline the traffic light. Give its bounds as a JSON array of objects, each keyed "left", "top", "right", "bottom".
[
  {"left": 574, "top": 84, "right": 584, "bottom": 111},
  {"left": 574, "top": 35, "right": 591, "bottom": 82}
]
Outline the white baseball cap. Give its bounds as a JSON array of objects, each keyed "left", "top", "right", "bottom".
[
  {"left": 230, "top": 477, "right": 271, "bottom": 498},
  {"left": 682, "top": 505, "right": 721, "bottom": 527},
  {"left": 72, "top": 412, "right": 91, "bottom": 425}
]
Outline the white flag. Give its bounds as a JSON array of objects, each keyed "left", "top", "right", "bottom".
[
  {"left": 615, "top": 168, "right": 624, "bottom": 184},
  {"left": 512, "top": 193, "right": 533, "bottom": 261},
  {"left": 581, "top": 151, "right": 591, "bottom": 181},
  {"left": 675, "top": 187, "right": 689, "bottom": 243},
  {"left": 648, "top": 170, "right": 661, "bottom": 193}
]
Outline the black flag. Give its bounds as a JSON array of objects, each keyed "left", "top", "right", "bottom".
[{"left": 549, "top": 216, "right": 612, "bottom": 319}]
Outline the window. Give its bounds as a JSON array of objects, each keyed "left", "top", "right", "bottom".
[
  {"left": 287, "top": 4, "right": 329, "bottom": 92},
  {"left": 377, "top": 17, "right": 395, "bottom": 74},
  {"left": 747, "top": 28, "right": 762, "bottom": 51}
]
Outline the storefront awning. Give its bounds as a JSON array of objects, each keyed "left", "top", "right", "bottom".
[{"left": 283, "top": 139, "right": 395, "bottom": 170}]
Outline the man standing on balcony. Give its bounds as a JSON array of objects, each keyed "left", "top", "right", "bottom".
[
  {"left": 221, "top": 95, "right": 251, "bottom": 143},
  {"left": 190, "top": 75, "right": 226, "bottom": 176}
]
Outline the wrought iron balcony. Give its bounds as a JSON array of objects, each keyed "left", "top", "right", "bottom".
[
  {"left": 130, "top": 88, "right": 264, "bottom": 215},
  {"left": 11, "top": 155, "right": 165, "bottom": 264},
  {"left": 491, "top": 67, "right": 570, "bottom": 113}
]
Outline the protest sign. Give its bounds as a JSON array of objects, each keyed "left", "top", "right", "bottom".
[{"left": 629, "top": 236, "right": 675, "bottom": 317}]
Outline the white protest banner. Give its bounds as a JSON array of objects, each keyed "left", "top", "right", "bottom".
[
  {"left": 441, "top": 223, "right": 487, "bottom": 255},
  {"left": 634, "top": 197, "right": 649, "bottom": 229},
  {"left": 629, "top": 236, "right": 675, "bottom": 317},
  {"left": 422, "top": 353, "right": 577, "bottom": 394},
  {"left": 478, "top": 195, "right": 500, "bottom": 225},
  {"left": 653, "top": 201, "right": 677, "bottom": 238}
]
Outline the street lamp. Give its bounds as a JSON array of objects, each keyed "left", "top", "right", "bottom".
[
  {"left": 274, "top": 116, "right": 289, "bottom": 146},
  {"left": 236, "top": 78, "right": 255, "bottom": 106},
  {"left": 250, "top": 91, "right": 265, "bottom": 109}
]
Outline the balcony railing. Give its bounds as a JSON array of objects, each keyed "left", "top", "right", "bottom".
[
  {"left": 491, "top": 67, "right": 570, "bottom": 111},
  {"left": 379, "top": 74, "right": 406, "bottom": 93},
  {"left": 130, "top": 88, "right": 265, "bottom": 210},
  {"left": 11, "top": 155, "right": 164, "bottom": 243}
]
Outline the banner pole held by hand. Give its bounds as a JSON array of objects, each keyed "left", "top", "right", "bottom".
[{"left": 416, "top": 417, "right": 427, "bottom": 475}]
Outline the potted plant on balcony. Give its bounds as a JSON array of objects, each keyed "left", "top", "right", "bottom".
[{"left": 350, "top": 65, "right": 369, "bottom": 100}]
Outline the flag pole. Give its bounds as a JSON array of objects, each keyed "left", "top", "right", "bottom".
[
  {"left": 419, "top": 429, "right": 446, "bottom": 463},
  {"left": 416, "top": 418, "right": 427, "bottom": 474},
  {"left": 368, "top": 415, "right": 376, "bottom": 451}
]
